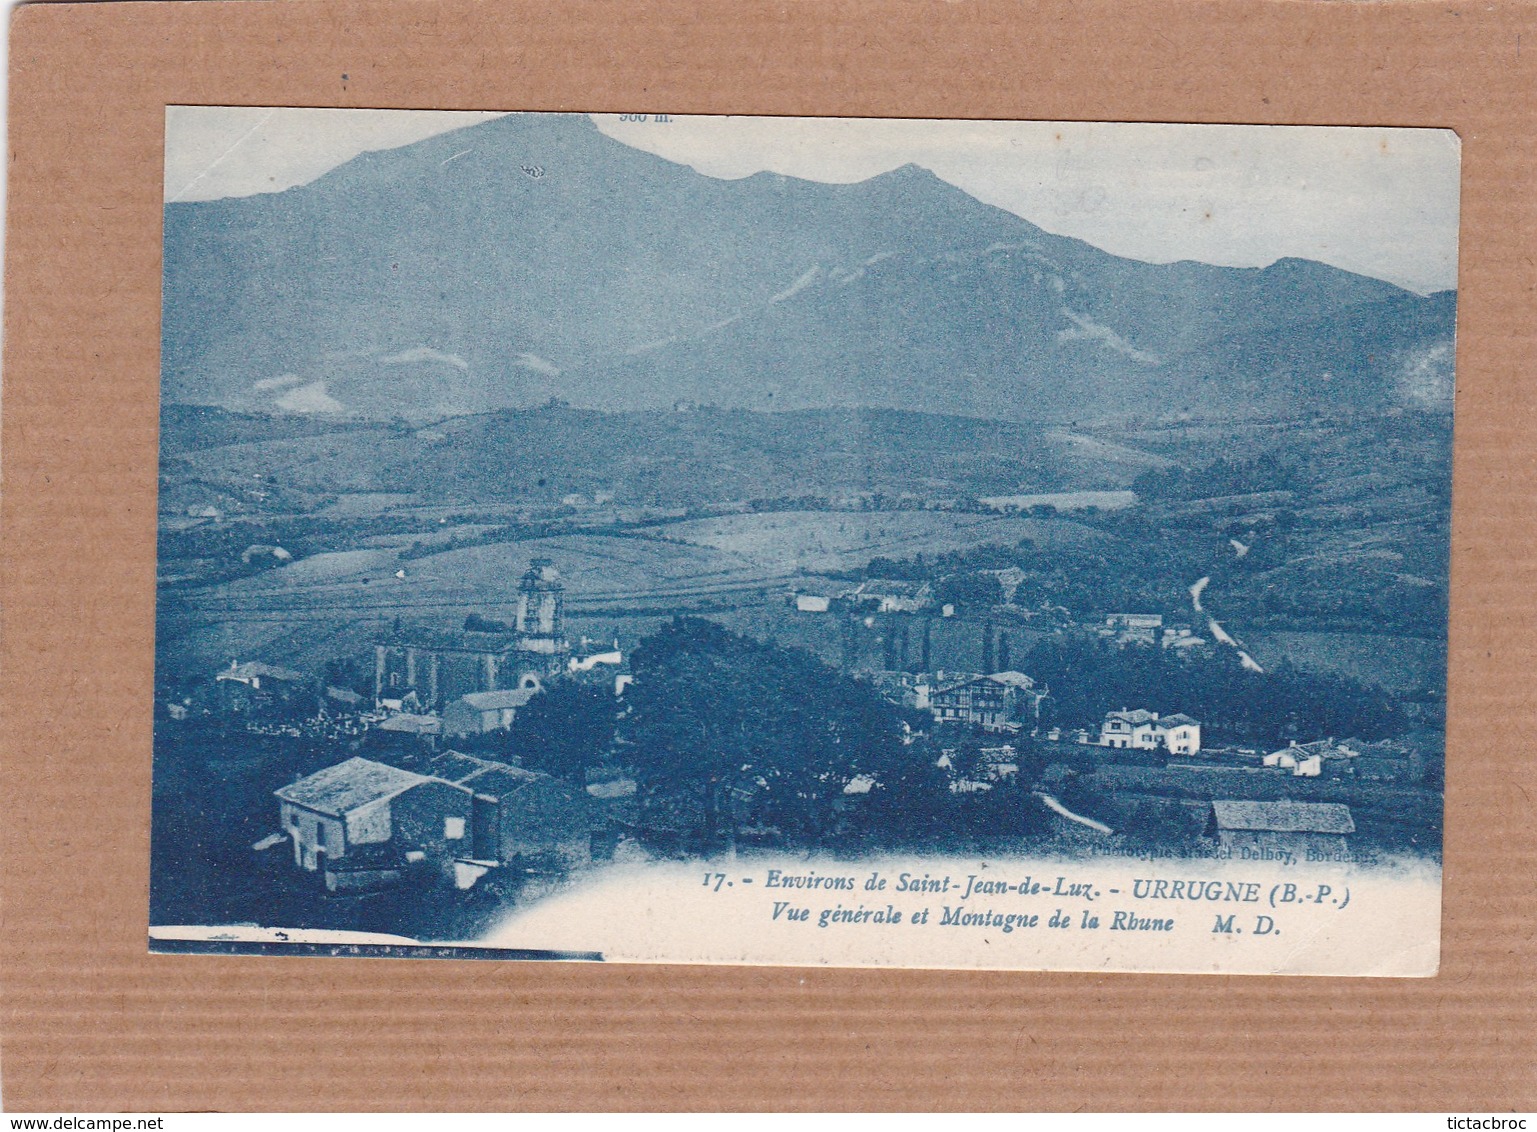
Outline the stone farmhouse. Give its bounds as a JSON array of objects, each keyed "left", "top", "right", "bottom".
[
  {"left": 442, "top": 688, "right": 540, "bottom": 737},
  {"left": 274, "top": 752, "right": 590, "bottom": 892},
  {"left": 1207, "top": 800, "right": 1356, "bottom": 859},
  {"left": 214, "top": 659, "right": 319, "bottom": 717}
]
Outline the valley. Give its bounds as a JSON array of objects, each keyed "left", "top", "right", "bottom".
[{"left": 155, "top": 402, "right": 1451, "bottom": 713}]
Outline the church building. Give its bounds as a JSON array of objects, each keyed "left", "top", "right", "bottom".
[{"left": 374, "top": 558, "right": 571, "bottom": 711}]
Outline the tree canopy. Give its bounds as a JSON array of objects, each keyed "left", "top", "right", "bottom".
[
  {"left": 507, "top": 680, "right": 617, "bottom": 781},
  {"left": 1023, "top": 635, "right": 1404, "bottom": 746},
  {"left": 620, "top": 618, "right": 912, "bottom": 842}
]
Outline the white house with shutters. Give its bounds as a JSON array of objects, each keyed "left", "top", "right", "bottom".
[{"left": 1098, "top": 709, "right": 1201, "bottom": 754}]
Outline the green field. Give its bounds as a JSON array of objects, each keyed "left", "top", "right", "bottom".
[
  {"left": 155, "top": 405, "right": 1452, "bottom": 704},
  {"left": 156, "top": 503, "right": 1111, "bottom": 677},
  {"left": 1243, "top": 631, "right": 1447, "bottom": 694},
  {"left": 654, "top": 510, "right": 1107, "bottom": 570}
]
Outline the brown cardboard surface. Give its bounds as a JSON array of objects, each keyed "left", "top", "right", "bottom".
[{"left": 2, "top": 0, "right": 1533, "bottom": 1112}]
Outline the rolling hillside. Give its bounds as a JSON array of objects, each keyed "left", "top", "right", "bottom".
[{"left": 160, "top": 403, "right": 1134, "bottom": 510}]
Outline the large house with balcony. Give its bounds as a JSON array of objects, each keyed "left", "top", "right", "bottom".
[{"left": 929, "top": 671, "right": 1048, "bottom": 731}]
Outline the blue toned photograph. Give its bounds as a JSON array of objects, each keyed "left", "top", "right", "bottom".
[{"left": 150, "top": 111, "right": 1456, "bottom": 973}]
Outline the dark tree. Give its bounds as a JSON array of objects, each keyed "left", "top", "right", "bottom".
[
  {"left": 505, "top": 681, "right": 617, "bottom": 781},
  {"left": 1022, "top": 634, "right": 1404, "bottom": 747},
  {"left": 935, "top": 571, "right": 1004, "bottom": 614},
  {"left": 323, "top": 655, "right": 373, "bottom": 698},
  {"left": 620, "top": 618, "right": 911, "bottom": 845},
  {"left": 463, "top": 613, "right": 511, "bottom": 633}
]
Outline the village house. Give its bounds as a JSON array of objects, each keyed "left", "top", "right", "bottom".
[
  {"left": 848, "top": 579, "right": 934, "bottom": 614},
  {"left": 1099, "top": 707, "right": 1159, "bottom": 747},
  {"left": 274, "top": 757, "right": 475, "bottom": 890},
  {"left": 275, "top": 752, "right": 592, "bottom": 891},
  {"left": 1036, "top": 725, "right": 1095, "bottom": 745},
  {"left": 214, "top": 660, "right": 319, "bottom": 717},
  {"left": 1098, "top": 614, "right": 1204, "bottom": 651},
  {"left": 1207, "top": 800, "right": 1356, "bottom": 859},
  {"left": 216, "top": 659, "right": 308, "bottom": 693},
  {"left": 1260, "top": 737, "right": 1427, "bottom": 784},
  {"left": 459, "top": 762, "right": 592, "bottom": 870},
  {"left": 1160, "top": 626, "right": 1205, "bottom": 650},
  {"left": 394, "top": 750, "right": 592, "bottom": 867},
  {"left": 374, "top": 559, "right": 570, "bottom": 710},
  {"left": 442, "top": 687, "right": 539, "bottom": 737},
  {"left": 930, "top": 671, "right": 1048, "bottom": 731},
  {"left": 567, "top": 637, "right": 623, "bottom": 674},
  {"left": 867, "top": 670, "right": 935, "bottom": 711},
  {"left": 1263, "top": 739, "right": 1358, "bottom": 778},
  {"left": 439, "top": 685, "right": 541, "bottom": 738},
  {"left": 371, "top": 748, "right": 591, "bottom": 878},
  {"left": 793, "top": 593, "right": 831, "bottom": 613},
  {"left": 1100, "top": 613, "right": 1163, "bottom": 645},
  {"left": 1098, "top": 709, "right": 1202, "bottom": 754},
  {"left": 374, "top": 712, "right": 442, "bottom": 739}
]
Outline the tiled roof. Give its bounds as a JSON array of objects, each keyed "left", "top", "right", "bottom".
[
  {"left": 219, "top": 661, "right": 310, "bottom": 683},
  {"left": 275, "top": 757, "right": 434, "bottom": 817},
  {"left": 379, "top": 626, "right": 521, "bottom": 652},
  {"left": 586, "top": 778, "right": 638, "bottom": 799},
  {"left": 463, "top": 764, "right": 548, "bottom": 800},
  {"left": 1211, "top": 800, "right": 1356, "bottom": 834},
  {"left": 421, "top": 751, "right": 503, "bottom": 784},
  {"left": 935, "top": 672, "right": 1038, "bottom": 695},
  {"left": 853, "top": 579, "right": 931, "bottom": 599},
  {"left": 455, "top": 689, "right": 540, "bottom": 711},
  {"left": 1267, "top": 740, "right": 1355, "bottom": 760},
  {"left": 986, "top": 671, "right": 1038, "bottom": 688},
  {"left": 376, "top": 713, "right": 442, "bottom": 734}
]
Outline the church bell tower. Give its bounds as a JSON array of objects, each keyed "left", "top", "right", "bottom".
[{"left": 515, "top": 558, "right": 568, "bottom": 657}]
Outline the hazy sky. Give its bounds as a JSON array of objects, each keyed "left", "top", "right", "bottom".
[{"left": 165, "top": 107, "right": 1461, "bottom": 293}]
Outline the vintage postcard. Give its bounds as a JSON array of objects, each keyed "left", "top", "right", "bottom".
[{"left": 150, "top": 109, "right": 1456, "bottom": 975}]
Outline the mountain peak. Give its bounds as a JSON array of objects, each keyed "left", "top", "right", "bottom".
[
  {"left": 1261, "top": 255, "right": 1406, "bottom": 296},
  {"left": 161, "top": 119, "right": 1454, "bottom": 424},
  {"left": 877, "top": 161, "right": 941, "bottom": 183}
]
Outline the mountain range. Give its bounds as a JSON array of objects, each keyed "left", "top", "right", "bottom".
[{"left": 161, "top": 113, "right": 1456, "bottom": 422}]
